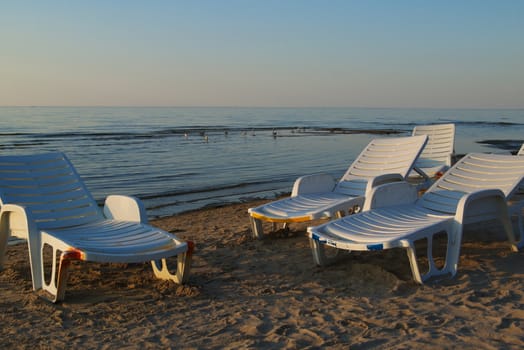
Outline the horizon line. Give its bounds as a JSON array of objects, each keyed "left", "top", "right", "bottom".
[{"left": 1, "top": 105, "right": 524, "bottom": 110}]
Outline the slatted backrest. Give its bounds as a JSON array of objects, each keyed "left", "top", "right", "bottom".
[
  {"left": 413, "top": 123, "right": 455, "bottom": 166},
  {"left": 0, "top": 152, "right": 104, "bottom": 230},
  {"left": 334, "top": 135, "right": 428, "bottom": 196},
  {"left": 418, "top": 153, "right": 524, "bottom": 214}
]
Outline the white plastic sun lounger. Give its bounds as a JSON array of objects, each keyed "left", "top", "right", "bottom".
[
  {"left": 308, "top": 153, "right": 524, "bottom": 283},
  {"left": 0, "top": 152, "right": 193, "bottom": 302},
  {"left": 510, "top": 144, "right": 524, "bottom": 239},
  {"left": 248, "top": 135, "right": 428, "bottom": 239},
  {"left": 410, "top": 123, "right": 455, "bottom": 179}
]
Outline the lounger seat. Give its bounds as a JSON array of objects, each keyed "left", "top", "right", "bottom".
[{"left": 40, "top": 220, "right": 188, "bottom": 262}]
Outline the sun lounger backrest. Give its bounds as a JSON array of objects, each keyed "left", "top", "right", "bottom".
[
  {"left": 0, "top": 152, "right": 104, "bottom": 230},
  {"left": 518, "top": 144, "right": 524, "bottom": 156},
  {"left": 418, "top": 153, "right": 524, "bottom": 214},
  {"left": 334, "top": 135, "right": 427, "bottom": 196},
  {"left": 412, "top": 123, "right": 455, "bottom": 166},
  {"left": 339, "top": 135, "right": 427, "bottom": 181}
]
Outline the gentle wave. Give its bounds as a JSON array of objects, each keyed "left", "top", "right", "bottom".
[{"left": 137, "top": 179, "right": 279, "bottom": 200}]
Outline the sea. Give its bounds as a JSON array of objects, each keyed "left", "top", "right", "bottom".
[{"left": 1, "top": 107, "right": 523, "bottom": 218}]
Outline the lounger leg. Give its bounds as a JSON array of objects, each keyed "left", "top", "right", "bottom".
[
  {"left": 26, "top": 234, "right": 43, "bottom": 291},
  {"left": 510, "top": 204, "right": 523, "bottom": 251},
  {"left": 41, "top": 244, "right": 58, "bottom": 299},
  {"left": 54, "top": 250, "right": 81, "bottom": 302},
  {"left": 250, "top": 217, "right": 264, "bottom": 239},
  {"left": 39, "top": 244, "right": 82, "bottom": 303},
  {"left": 152, "top": 241, "right": 194, "bottom": 284},
  {"left": 442, "top": 225, "right": 462, "bottom": 279},
  {"left": 406, "top": 227, "right": 461, "bottom": 284},
  {"left": 425, "top": 232, "right": 453, "bottom": 281},
  {"left": 516, "top": 212, "right": 524, "bottom": 249},
  {"left": 405, "top": 242, "right": 424, "bottom": 284},
  {"left": 0, "top": 219, "right": 8, "bottom": 269},
  {"left": 309, "top": 238, "right": 343, "bottom": 267}
]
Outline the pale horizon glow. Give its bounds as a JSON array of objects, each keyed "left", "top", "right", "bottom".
[{"left": 1, "top": 1, "right": 524, "bottom": 109}]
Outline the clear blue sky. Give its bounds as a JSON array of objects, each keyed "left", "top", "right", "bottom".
[{"left": 1, "top": 1, "right": 523, "bottom": 108}]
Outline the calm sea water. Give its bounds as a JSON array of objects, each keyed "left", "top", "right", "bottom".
[{"left": 1, "top": 107, "right": 523, "bottom": 218}]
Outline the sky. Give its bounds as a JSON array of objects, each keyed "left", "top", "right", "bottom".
[{"left": 1, "top": 1, "right": 524, "bottom": 108}]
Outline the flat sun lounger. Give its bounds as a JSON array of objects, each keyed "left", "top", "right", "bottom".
[
  {"left": 308, "top": 152, "right": 524, "bottom": 283},
  {"left": 0, "top": 152, "right": 193, "bottom": 302},
  {"left": 248, "top": 135, "right": 428, "bottom": 239},
  {"left": 410, "top": 123, "right": 455, "bottom": 180}
]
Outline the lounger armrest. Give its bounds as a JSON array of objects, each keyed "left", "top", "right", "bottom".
[
  {"left": 455, "top": 189, "right": 508, "bottom": 225},
  {"left": 0, "top": 204, "right": 37, "bottom": 240},
  {"left": 0, "top": 204, "right": 40, "bottom": 285},
  {"left": 365, "top": 173, "right": 404, "bottom": 195},
  {"left": 363, "top": 181, "right": 417, "bottom": 211},
  {"left": 103, "top": 195, "right": 148, "bottom": 223},
  {"left": 291, "top": 173, "right": 336, "bottom": 196}
]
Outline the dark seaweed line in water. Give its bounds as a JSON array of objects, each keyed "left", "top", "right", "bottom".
[
  {"left": 4, "top": 119, "right": 521, "bottom": 140},
  {"left": 451, "top": 120, "right": 523, "bottom": 126},
  {"left": 0, "top": 126, "right": 407, "bottom": 139},
  {"left": 477, "top": 139, "right": 524, "bottom": 150}
]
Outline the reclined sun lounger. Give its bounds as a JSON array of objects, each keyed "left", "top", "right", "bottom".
[
  {"left": 308, "top": 152, "right": 524, "bottom": 283},
  {"left": 248, "top": 135, "right": 428, "bottom": 239},
  {"left": 0, "top": 152, "right": 193, "bottom": 302}
]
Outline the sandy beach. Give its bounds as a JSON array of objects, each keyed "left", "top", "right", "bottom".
[{"left": 1, "top": 199, "right": 524, "bottom": 349}]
